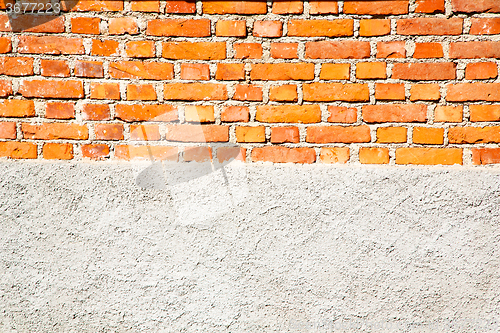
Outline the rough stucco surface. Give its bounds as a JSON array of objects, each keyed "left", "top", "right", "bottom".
[{"left": 0, "top": 162, "right": 500, "bottom": 332}]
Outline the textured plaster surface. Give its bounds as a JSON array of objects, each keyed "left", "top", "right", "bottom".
[{"left": 0, "top": 162, "right": 499, "bottom": 332}]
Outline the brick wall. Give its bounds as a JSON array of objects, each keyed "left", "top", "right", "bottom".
[{"left": 0, "top": 0, "right": 499, "bottom": 166}]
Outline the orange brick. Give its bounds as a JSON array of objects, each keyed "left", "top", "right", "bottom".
[
  {"left": 434, "top": 106, "right": 463, "bottom": 122},
  {"left": 470, "top": 18, "right": 500, "bottom": 35},
  {"left": 0, "top": 79, "right": 11, "bottom": 97},
  {"left": 236, "top": 126, "right": 266, "bottom": 143},
  {"left": 81, "top": 144, "right": 109, "bottom": 160},
  {"left": 256, "top": 105, "right": 321, "bottom": 123},
  {"left": 360, "top": 19, "right": 391, "bottom": 36},
  {"left": 393, "top": 63, "right": 456, "bottom": 80},
  {"left": 272, "top": 1, "right": 303, "bottom": 14},
  {"left": 310, "top": 1, "right": 338, "bottom": 14},
  {"left": 163, "top": 42, "right": 226, "bottom": 60},
  {"left": 356, "top": 62, "right": 387, "bottom": 79},
  {"left": 164, "top": 125, "right": 229, "bottom": 142},
  {"left": 0, "top": 37, "right": 11, "bottom": 53},
  {"left": 270, "top": 127, "right": 299, "bottom": 143},
  {"left": 75, "top": 61, "right": 103, "bottom": 78},
  {"left": 233, "top": 85, "right": 263, "bottom": 101},
  {"left": 0, "top": 57, "right": 33, "bottom": 76},
  {"left": 363, "top": 104, "right": 427, "bottom": 123},
  {"left": 115, "top": 145, "right": 177, "bottom": 161},
  {"left": 410, "top": 84, "right": 440, "bottom": 101},
  {"left": 125, "top": 41, "right": 155, "bottom": 58},
  {"left": 377, "top": 41, "right": 406, "bottom": 58},
  {"left": 303, "top": 83, "right": 369, "bottom": 102},
  {"left": 109, "top": 17, "right": 138, "bottom": 35},
  {"left": 270, "top": 43, "right": 298, "bottom": 59},
  {"left": 184, "top": 147, "right": 212, "bottom": 162},
  {"left": 221, "top": 106, "right": 249, "bottom": 122},
  {"left": 165, "top": 1, "right": 196, "bottom": 13},
  {"left": 327, "top": 106, "right": 357, "bottom": 123},
  {"left": 344, "top": 1, "right": 409, "bottom": 14},
  {"left": 131, "top": 0, "right": 160, "bottom": 12},
  {"left": 130, "top": 125, "right": 160, "bottom": 141},
  {"left": 181, "top": 64, "right": 210, "bottom": 80},
  {"left": 20, "top": 80, "right": 83, "bottom": 99},
  {"left": 217, "top": 147, "right": 246, "bottom": 163},
  {"left": 164, "top": 83, "right": 227, "bottom": 101},
  {"left": 0, "top": 100, "right": 34, "bottom": 118},
  {"left": 447, "top": 83, "right": 500, "bottom": 101},
  {"left": 397, "top": 18, "right": 463, "bottom": 35},
  {"left": 115, "top": 104, "right": 177, "bottom": 122},
  {"left": 82, "top": 104, "right": 111, "bottom": 121},
  {"left": 375, "top": 83, "right": 406, "bottom": 101},
  {"left": 416, "top": 0, "right": 445, "bottom": 13},
  {"left": 451, "top": 0, "right": 500, "bottom": 13},
  {"left": 71, "top": 17, "right": 100, "bottom": 34},
  {"left": 251, "top": 63, "right": 314, "bottom": 81},
  {"left": 46, "top": 102, "right": 75, "bottom": 119},
  {"left": 91, "top": 39, "right": 119, "bottom": 56},
  {"left": 472, "top": 148, "right": 500, "bottom": 165},
  {"left": 18, "top": 36, "right": 84, "bottom": 55},
  {"left": 306, "top": 41, "right": 370, "bottom": 59},
  {"left": 306, "top": 126, "right": 371, "bottom": 143},
  {"left": 319, "top": 64, "right": 350, "bottom": 80},
  {"left": 95, "top": 124, "right": 123, "bottom": 140},
  {"left": 216, "top": 63, "right": 245, "bottom": 80},
  {"left": 0, "top": 122, "right": 16, "bottom": 139},
  {"left": 465, "top": 62, "right": 498, "bottom": 80},
  {"left": 90, "top": 83, "right": 120, "bottom": 100},
  {"left": 320, "top": 147, "right": 349, "bottom": 164},
  {"left": 127, "top": 84, "right": 157, "bottom": 101},
  {"left": 216, "top": 20, "right": 246, "bottom": 37},
  {"left": 62, "top": 1, "right": 123, "bottom": 11},
  {"left": 449, "top": 42, "right": 500, "bottom": 59},
  {"left": 147, "top": 19, "right": 210, "bottom": 37},
  {"left": 396, "top": 148, "right": 462, "bottom": 165},
  {"left": 43, "top": 143, "right": 73, "bottom": 160},
  {"left": 449, "top": 126, "right": 500, "bottom": 143},
  {"left": 40, "top": 59, "right": 70, "bottom": 77},
  {"left": 22, "top": 123, "right": 88, "bottom": 140},
  {"left": 234, "top": 43, "right": 262, "bottom": 59},
  {"left": 0, "top": 142, "right": 37, "bottom": 159},
  {"left": 203, "top": 1, "right": 267, "bottom": 14},
  {"left": 377, "top": 127, "right": 407, "bottom": 143},
  {"left": 110, "top": 61, "right": 174, "bottom": 80},
  {"left": 253, "top": 21, "right": 282, "bottom": 37},
  {"left": 252, "top": 147, "right": 316, "bottom": 164},
  {"left": 287, "top": 20, "right": 353, "bottom": 37},
  {"left": 413, "top": 43, "right": 444, "bottom": 58},
  {"left": 359, "top": 148, "right": 389, "bottom": 164},
  {"left": 269, "top": 85, "right": 298, "bottom": 102},
  {"left": 470, "top": 105, "right": 500, "bottom": 122},
  {"left": 413, "top": 127, "right": 444, "bottom": 144},
  {"left": 185, "top": 105, "right": 215, "bottom": 123}
]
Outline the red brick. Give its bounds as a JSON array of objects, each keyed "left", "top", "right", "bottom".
[
  {"left": 217, "top": 147, "right": 246, "bottom": 163},
  {"left": 251, "top": 147, "right": 316, "bottom": 164},
  {"left": 75, "top": 61, "right": 103, "bottom": 78},
  {"left": 95, "top": 124, "right": 123, "bottom": 140},
  {"left": 0, "top": 37, "right": 11, "bottom": 53},
  {"left": 272, "top": 1, "right": 303, "bottom": 14},
  {"left": 472, "top": 148, "right": 500, "bottom": 165},
  {"left": 62, "top": 1, "right": 123, "bottom": 11},
  {"left": 359, "top": 148, "right": 389, "bottom": 164},
  {"left": 320, "top": 147, "right": 349, "bottom": 164},
  {"left": 130, "top": 125, "right": 160, "bottom": 141},
  {"left": 216, "top": 63, "right": 245, "bottom": 80},
  {"left": 22, "top": 123, "right": 88, "bottom": 140},
  {"left": 46, "top": 102, "right": 75, "bottom": 119},
  {"left": 165, "top": 125, "right": 229, "bottom": 142},
  {"left": 448, "top": 126, "right": 500, "bottom": 143},
  {"left": 377, "top": 41, "right": 406, "bottom": 58},
  {"left": 164, "top": 83, "right": 227, "bottom": 101},
  {"left": 184, "top": 147, "right": 212, "bottom": 162},
  {"left": 236, "top": 126, "right": 266, "bottom": 143},
  {"left": 18, "top": 36, "right": 84, "bottom": 55},
  {"left": 165, "top": 1, "right": 196, "bottom": 13},
  {"left": 163, "top": 42, "right": 226, "bottom": 60},
  {"left": 356, "top": 62, "right": 387, "bottom": 79},
  {"left": 115, "top": 145, "right": 177, "bottom": 161},
  {"left": 269, "top": 85, "right": 298, "bottom": 102},
  {"left": 71, "top": 17, "right": 100, "bottom": 34},
  {"left": 306, "top": 126, "right": 371, "bottom": 143},
  {"left": 270, "top": 127, "right": 299, "bottom": 143},
  {"left": 181, "top": 64, "right": 210, "bottom": 80},
  {"left": 306, "top": 41, "right": 370, "bottom": 59},
  {"left": 470, "top": 105, "right": 500, "bottom": 122},
  {"left": 233, "top": 85, "right": 263, "bottom": 101},
  {"left": 465, "top": 62, "right": 497, "bottom": 80},
  {"left": 43, "top": 143, "right": 73, "bottom": 160},
  {"left": 287, "top": 20, "right": 353, "bottom": 37},
  {"left": 147, "top": 19, "right": 211, "bottom": 37},
  {"left": 363, "top": 104, "right": 427, "bottom": 123},
  {"left": 20, "top": 80, "right": 83, "bottom": 99},
  {"left": 434, "top": 106, "right": 463, "bottom": 122},
  {"left": 0, "top": 142, "right": 37, "bottom": 159},
  {"left": 413, "top": 43, "right": 443, "bottom": 58},
  {"left": 127, "top": 84, "right": 157, "bottom": 101},
  {"left": 109, "top": 17, "right": 138, "bottom": 35},
  {"left": 416, "top": 0, "right": 445, "bottom": 13},
  {"left": 303, "top": 83, "right": 369, "bottom": 102},
  {"left": 131, "top": 0, "right": 160, "bottom": 12},
  {"left": 115, "top": 104, "right": 177, "bottom": 122},
  {"left": 40, "top": 59, "right": 70, "bottom": 77},
  {"left": 451, "top": 0, "right": 500, "bottom": 13},
  {"left": 216, "top": 20, "right": 246, "bottom": 37},
  {"left": 91, "top": 39, "right": 119, "bottom": 56},
  {"left": 234, "top": 43, "right": 262, "bottom": 59},
  {"left": 470, "top": 18, "right": 500, "bottom": 35},
  {"left": 0, "top": 15, "right": 64, "bottom": 33},
  {"left": 397, "top": 18, "right": 463, "bottom": 35},
  {"left": 253, "top": 21, "right": 282, "bottom": 37},
  {"left": 256, "top": 105, "right": 321, "bottom": 123},
  {"left": 90, "top": 83, "right": 120, "bottom": 100},
  {"left": 327, "top": 106, "right": 357, "bottom": 123},
  {"left": 250, "top": 63, "right": 314, "bottom": 81},
  {"left": 396, "top": 148, "right": 462, "bottom": 165},
  {"left": 0, "top": 100, "right": 34, "bottom": 117},
  {"left": 413, "top": 127, "right": 444, "bottom": 144},
  {"left": 110, "top": 61, "right": 174, "bottom": 80},
  {"left": 82, "top": 144, "right": 109, "bottom": 160},
  {"left": 82, "top": 104, "right": 110, "bottom": 121},
  {"left": 344, "top": 1, "right": 409, "bottom": 14},
  {"left": 221, "top": 106, "right": 249, "bottom": 122},
  {"left": 449, "top": 42, "right": 500, "bottom": 59},
  {"left": 125, "top": 41, "right": 155, "bottom": 58},
  {"left": 319, "top": 64, "right": 350, "bottom": 80},
  {"left": 0, "top": 57, "right": 33, "bottom": 76},
  {"left": 359, "top": 19, "right": 391, "bottom": 37},
  {"left": 377, "top": 127, "right": 407, "bottom": 143},
  {"left": 185, "top": 106, "right": 215, "bottom": 123},
  {"left": 0, "top": 122, "right": 16, "bottom": 139},
  {"left": 0, "top": 79, "right": 11, "bottom": 97},
  {"left": 203, "top": 1, "right": 267, "bottom": 14},
  {"left": 270, "top": 43, "right": 298, "bottom": 59},
  {"left": 410, "top": 84, "right": 440, "bottom": 101},
  {"left": 447, "top": 83, "right": 500, "bottom": 101},
  {"left": 309, "top": 1, "right": 339, "bottom": 14},
  {"left": 392, "top": 63, "right": 456, "bottom": 80},
  {"left": 375, "top": 83, "right": 406, "bottom": 101}
]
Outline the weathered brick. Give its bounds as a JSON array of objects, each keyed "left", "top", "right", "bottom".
[
  {"left": 95, "top": 124, "right": 123, "bottom": 140},
  {"left": 434, "top": 106, "right": 463, "bottom": 122},
  {"left": 81, "top": 144, "right": 109, "bottom": 160},
  {"left": 410, "top": 84, "right": 440, "bottom": 101},
  {"left": 109, "top": 17, "right": 138, "bottom": 35},
  {"left": 416, "top": 0, "right": 445, "bottom": 13},
  {"left": 165, "top": 1, "right": 196, "bottom": 13},
  {"left": 327, "top": 106, "right": 357, "bottom": 123},
  {"left": 130, "top": 125, "right": 160, "bottom": 141},
  {"left": 470, "top": 18, "right": 500, "bottom": 35},
  {"left": 413, "top": 127, "right": 444, "bottom": 144},
  {"left": 0, "top": 15, "right": 64, "bottom": 33},
  {"left": 0, "top": 80, "right": 11, "bottom": 97},
  {"left": 115, "top": 104, "right": 177, "bottom": 122},
  {"left": 0, "top": 100, "right": 34, "bottom": 117},
  {"left": 216, "top": 63, "right": 245, "bottom": 80},
  {"left": 287, "top": 20, "right": 353, "bottom": 37},
  {"left": 115, "top": 145, "right": 177, "bottom": 161},
  {"left": 306, "top": 126, "right": 371, "bottom": 143},
  {"left": 82, "top": 104, "right": 110, "bottom": 121},
  {"left": 269, "top": 85, "right": 298, "bottom": 102},
  {"left": 22, "top": 123, "right": 88, "bottom": 140},
  {"left": 71, "top": 17, "right": 100, "bottom": 34},
  {"left": 234, "top": 43, "right": 262, "bottom": 59},
  {"left": 131, "top": 0, "right": 160, "bottom": 12},
  {"left": 216, "top": 20, "right": 246, "bottom": 37},
  {"left": 45, "top": 102, "right": 74, "bottom": 119},
  {"left": 449, "top": 126, "right": 500, "bottom": 143},
  {"left": 90, "top": 82, "right": 120, "bottom": 100},
  {"left": 251, "top": 147, "right": 316, "bottom": 164},
  {"left": 320, "top": 147, "right": 349, "bottom": 164},
  {"left": 397, "top": 18, "right": 463, "bottom": 35},
  {"left": 126, "top": 84, "right": 157, "bottom": 101},
  {"left": 0, "top": 142, "right": 37, "bottom": 159},
  {"left": 91, "top": 39, "right": 119, "bottom": 56},
  {"left": 164, "top": 83, "right": 227, "bottom": 101},
  {"left": 449, "top": 42, "right": 500, "bottom": 59},
  {"left": 396, "top": 148, "right": 462, "bottom": 165},
  {"left": 470, "top": 105, "right": 500, "bottom": 122},
  {"left": 233, "top": 85, "right": 263, "bottom": 101},
  {"left": 43, "top": 143, "right": 73, "bottom": 160},
  {"left": 203, "top": 1, "right": 267, "bottom": 14},
  {"left": 363, "top": 104, "right": 427, "bottom": 123},
  {"left": 319, "top": 64, "right": 350, "bottom": 80},
  {"left": 375, "top": 83, "right": 406, "bottom": 101},
  {"left": 377, "top": 41, "right": 406, "bottom": 58},
  {"left": 62, "top": 1, "right": 123, "bottom": 11},
  {"left": 162, "top": 42, "right": 226, "bottom": 60},
  {"left": 472, "top": 148, "right": 500, "bottom": 165},
  {"left": 40, "top": 59, "right": 70, "bottom": 77},
  {"left": 303, "top": 83, "right": 369, "bottom": 102},
  {"left": 18, "top": 36, "right": 84, "bottom": 55},
  {"left": 447, "top": 83, "right": 500, "bottom": 101},
  {"left": 165, "top": 125, "right": 229, "bottom": 142},
  {"left": 253, "top": 21, "right": 282, "bottom": 37},
  {"left": 392, "top": 63, "right": 456, "bottom": 80},
  {"left": 181, "top": 63, "right": 210, "bottom": 80},
  {"left": 110, "top": 61, "right": 174, "bottom": 80},
  {"left": 147, "top": 19, "right": 211, "bottom": 37},
  {"left": 377, "top": 127, "right": 407, "bottom": 143},
  {"left": 125, "top": 41, "right": 155, "bottom": 58},
  {"left": 270, "top": 43, "right": 298, "bottom": 59},
  {"left": 465, "top": 62, "right": 498, "bottom": 80},
  {"left": 356, "top": 62, "right": 387, "bottom": 79},
  {"left": 270, "top": 127, "right": 299, "bottom": 143},
  {"left": 0, "top": 57, "right": 33, "bottom": 76},
  {"left": 251, "top": 63, "right": 314, "bottom": 81},
  {"left": 0, "top": 122, "right": 16, "bottom": 139},
  {"left": 184, "top": 147, "right": 212, "bottom": 162},
  {"left": 20, "top": 80, "right": 83, "bottom": 99},
  {"left": 310, "top": 1, "right": 338, "bottom": 14},
  {"left": 256, "top": 105, "right": 321, "bottom": 123},
  {"left": 359, "top": 148, "right": 389, "bottom": 164},
  {"left": 75, "top": 61, "right": 104, "bottom": 78},
  {"left": 236, "top": 126, "right": 266, "bottom": 143},
  {"left": 217, "top": 147, "right": 246, "bottom": 163},
  {"left": 451, "top": 0, "right": 500, "bottom": 13},
  {"left": 344, "top": 1, "right": 409, "bottom": 15},
  {"left": 0, "top": 37, "right": 11, "bottom": 53},
  {"left": 306, "top": 41, "right": 370, "bottom": 59},
  {"left": 272, "top": 1, "right": 303, "bottom": 14},
  {"left": 360, "top": 19, "right": 391, "bottom": 37},
  {"left": 185, "top": 105, "right": 215, "bottom": 123},
  {"left": 221, "top": 106, "right": 249, "bottom": 122}
]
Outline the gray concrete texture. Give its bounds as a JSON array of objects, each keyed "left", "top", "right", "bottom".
[{"left": 0, "top": 161, "right": 499, "bottom": 332}]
